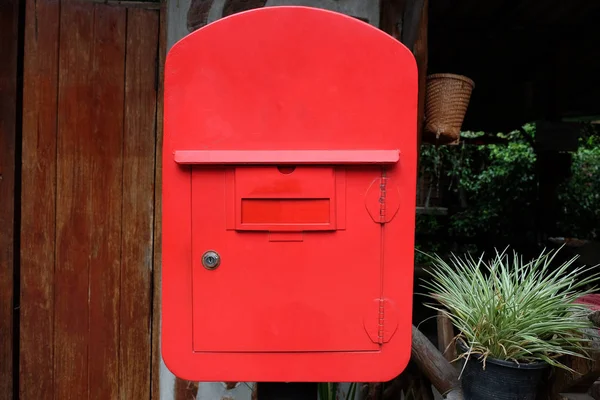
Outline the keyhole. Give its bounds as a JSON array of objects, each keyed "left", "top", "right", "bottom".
[{"left": 202, "top": 250, "right": 220, "bottom": 270}]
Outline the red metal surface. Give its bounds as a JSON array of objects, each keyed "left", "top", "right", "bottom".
[
  {"left": 174, "top": 149, "right": 400, "bottom": 164},
  {"left": 162, "top": 6, "right": 417, "bottom": 382}
]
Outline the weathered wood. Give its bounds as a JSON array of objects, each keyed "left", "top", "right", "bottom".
[
  {"left": 549, "top": 328, "right": 600, "bottom": 400},
  {"left": 401, "top": 0, "right": 425, "bottom": 52},
  {"left": 223, "top": 0, "right": 266, "bottom": 17},
  {"left": 411, "top": 325, "right": 462, "bottom": 397},
  {"left": 187, "top": 0, "right": 214, "bottom": 32},
  {"left": 55, "top": 3, "right": 127, "bottom": 398},
  {"left": 413, "top": 0, "right": 428, "bottom": 146},
  {"left": 0, "top": 1, "right": 19, "bottom": 398},
  {"left": 121, "top": 7, "right": 159, "bottom": 400},
  {"left": 175, "top": 379, "right": 200, "bottom": 399},
  {"left": 87, "top": 7, "right": 126, "bottom": 399},
  {"left": 20, "top": 0, "right": 60, "bottom": 398},
  {"left": 54, "top": 4, "right": 97, "bottom": 397},
  {"left": 21, "top": 1, "right": 161, "bottom": 398},
  {"left": 152, "top": 4, "right": 167, "bottom": 399},
  {"left": 437, "top": 311, "right": 457, "bottom": 362},
  {"left": 380, "top": 0, "right": 405, "bottom": 40}
]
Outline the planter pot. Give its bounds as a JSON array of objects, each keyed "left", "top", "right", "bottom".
[{"left": 460, "top": 353, "right": 548, "bottom": 400}]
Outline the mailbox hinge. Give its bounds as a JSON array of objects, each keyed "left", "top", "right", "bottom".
[
  {"left": 378, "top": 171, "right": 388, "bottom": 223},
  {"left": 364, "top": 298, "right": 398, "bottom": 344},
  {"left": 365, "top": 171, "right": 400, "bottom": 224},
  {"left": 377, "top": 298, "right": 385, "bottom": 344}
]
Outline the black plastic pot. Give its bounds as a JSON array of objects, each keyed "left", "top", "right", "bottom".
[{"left": 460, "top": 354, "right": 548, "bottom": 400}]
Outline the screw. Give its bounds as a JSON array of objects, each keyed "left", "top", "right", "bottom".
[{"left": 202, "top": 250, "right": 220, "bottom": 270}]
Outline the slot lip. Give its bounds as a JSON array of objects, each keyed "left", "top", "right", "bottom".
[{"left": 174, "top": 149, "right": 400, "bottom": 165}]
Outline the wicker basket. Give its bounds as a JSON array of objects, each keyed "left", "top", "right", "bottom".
[{"left": 424, "top": 73, "right": 475, "bottom": 144}]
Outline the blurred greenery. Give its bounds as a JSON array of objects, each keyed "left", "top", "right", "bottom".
[{"left": 415, "top": 122, "right": 599, "bottom": 265}]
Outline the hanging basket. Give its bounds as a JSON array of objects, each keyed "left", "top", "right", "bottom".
[{"left": 424, "top": 73, "right": 475, "bottom": 144}]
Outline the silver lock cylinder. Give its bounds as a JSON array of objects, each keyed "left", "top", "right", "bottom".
[{"left": 201, "top": 250, "right": 221, "bottom": 270}]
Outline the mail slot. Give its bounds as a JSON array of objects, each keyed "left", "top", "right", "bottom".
[{"left": 162, "top": 6, "right": 417, "bottom": 382}]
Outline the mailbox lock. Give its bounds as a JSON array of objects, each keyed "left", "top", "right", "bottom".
[{"left": 202, "top": 250, "right": 221, "bottom": 270}]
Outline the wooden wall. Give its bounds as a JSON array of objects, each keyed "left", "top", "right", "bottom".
[
  {"left": 20, "top": 1, "right": 163, "bottom": 398},
  {"left": 0, "top": 0, "right": 20, "bottom": 398}
]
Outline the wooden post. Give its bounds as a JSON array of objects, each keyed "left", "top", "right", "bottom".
[
  {"left": 437, "top": 311, "right": 457, "bottom": 362},
  {"left": 411, "top": 325, "right": 463, "bottom": 399},
  {"left": 0, "top": 1, "right": 19, "bottom": 398}
]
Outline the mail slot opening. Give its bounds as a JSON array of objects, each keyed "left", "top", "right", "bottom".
[
  {"left": 277, "top": 166, "right": 296, "bottom": 175},
  {"left": 241, "top": 198, "right": 330, "bottom": 224}
]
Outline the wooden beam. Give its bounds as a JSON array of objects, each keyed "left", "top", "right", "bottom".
[
  {"left": 411, "top": 325, "right": 463, "bottom": 398},
  {"left": 413, "top": 0, "right": 428, "bottom": 147},
  {"left": 437, "top": 311, "right": 457, "bottom": 362},
  {"left": 401, "top": 0, "right": 425, "bottom": 52},
  {"left": 120, "top": 7, "right": 160, "bottom": 399},
  {"left": 379, "top": 0, "right": 406, "bottom": 40},
  {"left": 0, "top": 1, "right": 19, "bottom": 398},
  {"left": 20, "top": 0, "right": 59, "bottom": 398},
  {"left": 152, "top": 4, "right": 167, "bottom": 399}
]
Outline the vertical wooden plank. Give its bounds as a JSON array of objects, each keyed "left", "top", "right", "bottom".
[
  {"left": 379, "top": 0, "right": 406, "bottom": 40},
  {"left": 120, "top": 7, "right": 159, "bottom": 400},
  {"left": 436, "top": 311, "right": 457, "bottom": 362},
  {"left": 0, "top": 1, "right": 19, "bottom": 398},
  {"left": 20, "top": 0, "right": 59, "bottom": 398},
  {"left": 55, "top": 3, "right": 126, "bottom": 399},
  {"left": 413, "top": 0, "right": 427, "bottom": 150},
  {"left": 55, "top": 4, "right": 94, "bottom": 396},
  {"left": 152, "top": 4, "right": 166, "bottom": 399},
  {"left": 87, "top": 5, "right": 126, "bottom": 400}
]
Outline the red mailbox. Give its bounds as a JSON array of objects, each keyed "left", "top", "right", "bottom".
[{"left": 163, "top": 6, "right": 417, "bottom": 382}]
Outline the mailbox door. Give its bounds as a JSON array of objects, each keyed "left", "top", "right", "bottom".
[{"left": 191, "top": 165, "right": 384, "bottom": 352}]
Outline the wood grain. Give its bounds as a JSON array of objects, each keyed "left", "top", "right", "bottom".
[
  {"left": 54, "top": 4, "right": 95, "bottom": 396},
  {"left": 20, "top": 0, "right": 60, "bottom": 398},
  {"left": 0, "top": 0, "right": 19, "bottom": 398},
  {"left": 413, "top": 0, "right": 428, "bottom": 147},
  {"left": 21, "top": 1, "right": 161, "bottom": 398},
  {"left": 87, "top": 5, "right": 126, "bottom": 399},
  {"left": 55, "top": 3, "right": 126, "bottom": 398},
  {"left": 437, "top": 311, "right": 457, "bottom": 362},
  {"left": 120, "top": 7, "right": 159, "bottom": 400},
  {"left": 152, "top": 4, "right": 167, "bottom": 399},
  {"left": 401, "top": 0, "right": 425, "bottom": 52},
  {"left": 379, "top": 0, "right": 406, "bottom": 40},
  {"left": 411, "top": 325, "right": 461, "bottom": 397}
]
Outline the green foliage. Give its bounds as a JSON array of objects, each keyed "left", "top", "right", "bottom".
[
  {"left": 416, "top": 125, "right": 538, "bottom": 260},
  {"left": 557, "top": 130, "right": 600, "bottom": 239},
  {"left": 422, "top": 247, "right": 599, "bottom": 369},
  {"left": 416, "top": 122, "right": 600, "bottom": 261},
  {"left": 449, "top": 128, "right": 537, "bottom": 240},
  {"left": 317, "top": 383, "right": 357, "bottom": 400}
]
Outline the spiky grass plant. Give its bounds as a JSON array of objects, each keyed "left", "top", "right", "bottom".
[{"left": 422, "top": 247, "right": 600, "bottom": 370}]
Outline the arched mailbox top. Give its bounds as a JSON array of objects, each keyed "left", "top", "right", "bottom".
[
  {"left": 165, "top": 6, "right": 418, "bottom": 161},
  {"left": 162, "top": 6, "right": 418, "bottom": 382}
]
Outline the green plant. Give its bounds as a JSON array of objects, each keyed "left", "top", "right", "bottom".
[
  {"left": 557, "top": 129, "right": 600, "bottom": 239},
  {"left": 422, "top": 247, "right": 599, "bottom": 371},
  {"left": 317, "top": 382, "right": 357, "bottom": 400},
  {"left": 449, "top": 128, "right": 537, "bottom": 241},
  {"left": 415, "top": 125, "right": 539, "bottom": 260}
]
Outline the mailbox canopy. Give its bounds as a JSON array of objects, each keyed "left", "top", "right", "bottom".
[{"left": 163, "top": 6, "right": 418, "bottom": 382}]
